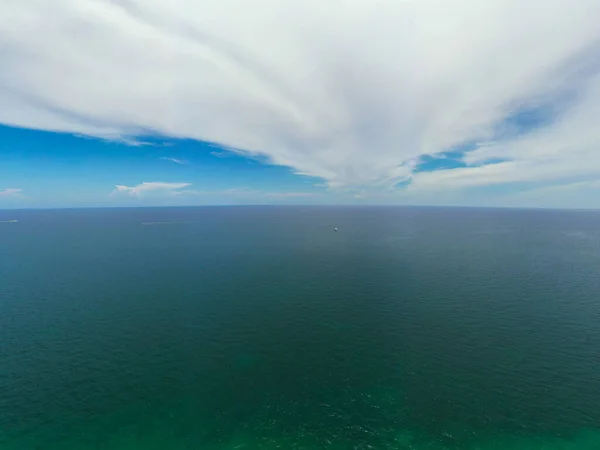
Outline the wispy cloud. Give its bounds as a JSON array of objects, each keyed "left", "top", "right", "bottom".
[
  {"left": 176, "top": 187, "right": 318, "bottom": 199},
  {"left": 210, "top": 151, "right": 233, "bottom": 159},
  {"left": 0, "top": 188, "right": 23, "bottom": 198},
  {"left": 513, "top": 179, "right": 600, "bottom": 205},
  {"left": 111, "top": 182, "right": 191, "bottom": 197},
  {"left": 160, "top": 157, "right": 188, "bottom": 165},
  {"left": 2, "top": 0, "right": 600, "bottom": 196},
  {"left": 528, "top": 179, "right": 600, "bottom": 194},
  {"left": 262, "top": 192, "right": 318, "bottom": 198}
]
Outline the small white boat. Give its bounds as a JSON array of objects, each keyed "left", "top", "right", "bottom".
[{"left": 334, "top": 227, "right": 338, "bottom": 232}]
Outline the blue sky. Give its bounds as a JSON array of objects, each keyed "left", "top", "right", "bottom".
[
  {"left": 0, "top": 125, "right": 327, "bottom": 208},
  {"left": 2, "top": 0, "right": 600, "bottom": 209}
]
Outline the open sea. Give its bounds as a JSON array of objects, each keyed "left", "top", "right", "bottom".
[{"left": 1, "top": 206, "right": 600, "bottom": 450}]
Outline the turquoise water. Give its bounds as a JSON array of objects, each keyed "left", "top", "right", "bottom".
[{"left": 1, "top": 206, "right": 600, "bottom": 449}]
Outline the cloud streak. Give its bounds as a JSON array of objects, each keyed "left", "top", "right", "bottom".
[
  {"left": 0, "top": 188, "right": 23, "bottom": 198},
  {"left": 110, "top": 184, "right": 320, "bottom": 203},
  {"left": 176, "top": 187, "right": 319, "bottom": 199},
  {"left": 160, "top": 157, "right": 188, "bottom": 165},
  {"left": 112, "top": 182, "right": 191, "bottom": 197},
  {"left": 2, "top": 0, "right": 600, "bottom": 197}
]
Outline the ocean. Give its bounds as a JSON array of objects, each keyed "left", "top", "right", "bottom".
[{"left": 1, "top": 206, "right": 600, "bottom": 449}]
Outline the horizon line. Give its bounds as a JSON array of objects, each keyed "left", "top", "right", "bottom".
[{"left": 2, "top": 204, "right": 599, "bottom": 213}]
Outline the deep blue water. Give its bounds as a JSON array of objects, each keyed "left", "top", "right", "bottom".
[{"left": 1, "top": 206, "right": 600, "bottom": 449}]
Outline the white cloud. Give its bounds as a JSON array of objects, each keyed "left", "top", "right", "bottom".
[
  {"left": 2, "top": 0, "right": 600, "bottom": 197},
  {"left": 160, "top": 157, "right": 188, "bottom": 165},
  {"left": 210, "top": 150, "right": 234, "bottom": 158},
  {"left": 176, "top": 187, "right": 318, "bottom": 199},
  {"left": 504, "top": 179, "right": 600, "bottom": 209},
  {"left": 112, "top": 182, "right": 191, "bottom": 197},
  {"left": 527, "top": 179, "right": 600, "bottom": 194},
  {"left": 0, "top": 188, "right": 23, "bottom": 198},
  {"left": 262, "top": 192, "right": 318, "bottom": 198}
]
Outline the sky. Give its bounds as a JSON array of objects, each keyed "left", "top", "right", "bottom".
[{"left": 2, "top": 0, "right": 600, "bottom": 209}]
